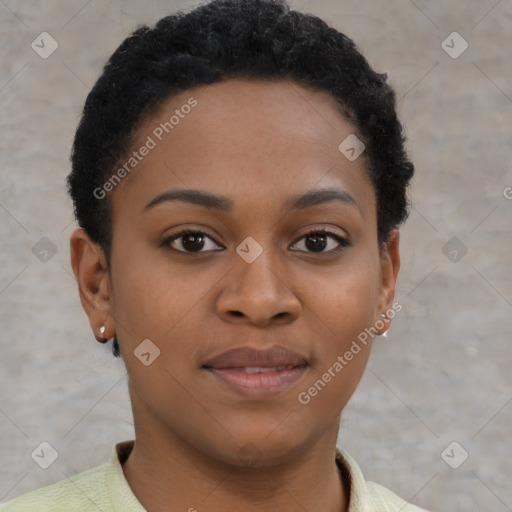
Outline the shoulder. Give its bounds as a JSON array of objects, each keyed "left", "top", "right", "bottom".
[
  {"left": 335, "top": 445, "right": 432, "bottom": 512},
  {"left": 366, "top": 481, "right": 431, "bottom": 511},
  {"left": 0, "top": 462, "right": 110, "bottom": 512}
]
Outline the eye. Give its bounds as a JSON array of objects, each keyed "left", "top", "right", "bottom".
[
  {"left": 162, "top": 228, "right": 350, "bottom": 255},
  {"left": 290, "top": 229, "right": 350, "bottom": 254},
  {"left": 162, "top": 229, "right": 224, "bottom": 253}
]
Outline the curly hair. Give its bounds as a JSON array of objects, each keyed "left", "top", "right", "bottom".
[{"left": 66, "top": 0, "right": 414, "bottom": 357}]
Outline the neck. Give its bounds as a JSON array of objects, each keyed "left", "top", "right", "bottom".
[{"left": 122, "top": 420, "right": 349, "bottom": 512}]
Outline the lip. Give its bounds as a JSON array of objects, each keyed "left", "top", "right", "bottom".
[
  {"left": 202, "top": 345, "right": 309, "bottom": 399},
  {"left": 205, "top": 366, "right": 308, "bottom": 398},
  {"left": 202, "top": 345, "right": 308, "bottom": 369}
]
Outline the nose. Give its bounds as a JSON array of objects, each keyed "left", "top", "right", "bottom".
[{"left": 216, "top": 248, "right": 301, "bottom": 327}]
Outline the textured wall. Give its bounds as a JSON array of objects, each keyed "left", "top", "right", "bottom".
[{"left": 1, "top": 1, "right": 511, "bottom": 510}]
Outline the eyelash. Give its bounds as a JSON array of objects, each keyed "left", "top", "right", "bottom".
[{"left": 161, "top": 228, "right": 350, "bottom": 255}]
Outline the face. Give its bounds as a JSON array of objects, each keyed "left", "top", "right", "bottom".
[{"left": 71, "top": 78, "right": 399, "bottom": 467}]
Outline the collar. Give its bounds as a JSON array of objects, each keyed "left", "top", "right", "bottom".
[
  {"left": 335, "top": 444, "right": 378, "bottom": 512},
  {"left": 106, "top": 440, "right": 145, "bottom": 511}
]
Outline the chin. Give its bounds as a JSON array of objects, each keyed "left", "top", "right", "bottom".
[{"left": 207, "top": 431, "right": 309, "bottom": 469}]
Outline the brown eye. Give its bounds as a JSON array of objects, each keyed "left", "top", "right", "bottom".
[
  {"left": 162, "top": 229, "right": 223, "bottom": 253},
  {"left": 290, "top": 230, "right": 350, "bottom": 254}
]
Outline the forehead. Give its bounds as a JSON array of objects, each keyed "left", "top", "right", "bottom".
[
  {"left": 110, "top": 78, "right": 375, "bottom": 218},
  {"left": 133, "top": 78, "right": 354, "bottom": 153}
]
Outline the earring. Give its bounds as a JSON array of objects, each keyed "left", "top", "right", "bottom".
[
  {"left": 380, "top": 313, "right": 388, "bottom": 337},
  {"left": 99, "top": 325, "right": 106, "bottom": 339}
]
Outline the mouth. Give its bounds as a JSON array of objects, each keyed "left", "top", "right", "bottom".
[{"left": 201, "top": 345, "right": 309, "bottom": 398}]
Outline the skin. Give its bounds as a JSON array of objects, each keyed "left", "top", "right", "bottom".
[{"left": 70, "top": 78, "right": 400, "bottom": 511}]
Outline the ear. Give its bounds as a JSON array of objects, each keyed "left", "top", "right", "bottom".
[
  {"left": 376, "top": 229, "right": 400, "bottom": 334},
  {"left": 69, "top": 228, "right": 113, "bottom": 343}
]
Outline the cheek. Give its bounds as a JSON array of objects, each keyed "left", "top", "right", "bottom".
[
  {"left": 295, "top": 345, "right": 371, "bottom": 425},
  {"left": 110, "top": 241, "right": 218, "bottom": 342},
  {"left": 296, "top": 259, "right": 380, "bottom": 402},
  {"left": 309, "top": 260, "right": 381, "bottom": 341},
  {"left": 295, "top": 284, "right": 377, "bottom": 420}
]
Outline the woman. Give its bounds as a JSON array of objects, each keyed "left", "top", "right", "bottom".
[{"left": 1, "top": 0, "right": 429, "bottom": 510}]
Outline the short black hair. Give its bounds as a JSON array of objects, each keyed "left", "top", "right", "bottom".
[{"left": 67, "top": 0, "right": 414, "bottom": 358}]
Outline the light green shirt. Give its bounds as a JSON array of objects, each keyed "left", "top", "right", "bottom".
[{"left": 1, "top": 440, "right": 430, "bottom": 511}]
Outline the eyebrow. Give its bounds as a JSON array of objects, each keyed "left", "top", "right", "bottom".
[{"left": 143, "top": 187, "right": 359, "bottom": 213}]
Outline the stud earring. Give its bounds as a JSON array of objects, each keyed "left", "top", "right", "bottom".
[
  {"left": 379, "top": 313, "right": 389, "bottom": 337},
  {"left": 99, "top": 325, "right": 106, "bottom": 339}
]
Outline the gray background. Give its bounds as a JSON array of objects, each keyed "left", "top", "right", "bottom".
[{"left": 1, "top": 0, "right": 511, "bottom": 510}]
